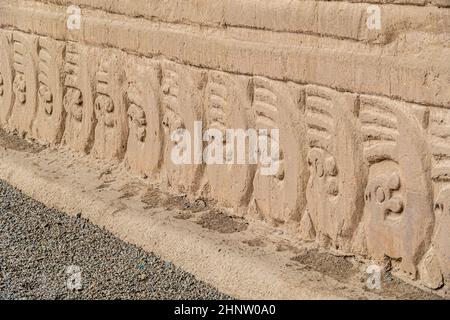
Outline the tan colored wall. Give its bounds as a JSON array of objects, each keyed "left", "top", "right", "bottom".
[{"left": 0, "top": 0, "right": 449, "bottom": 292}]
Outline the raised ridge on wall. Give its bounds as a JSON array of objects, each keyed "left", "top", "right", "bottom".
[
  {"left": 1, "top": 1, "right": 449, "bottom": 108},
  {"left": 0, "top": 0, "right": 449, "bottom": 296},
  {"left": 35, "top": 0, "right": 450, "bottom": 43}
]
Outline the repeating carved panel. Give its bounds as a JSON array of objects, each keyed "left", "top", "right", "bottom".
[
  {"left": 91, "top": 51, "right": 129, "bottom": 160},
  {"left": 419, "top": 109, "right": 450, "bottom": 289},
  {"left": 124, "top": 57, "right": 162, "bottom": 178},
  {"left": 31, "top": 37, "right": 65, "bottom": 144},
  {"left": 0, "top": 30, "right": 14, "bottom": 126},
  {"left": 357, "top": 96, "right": 433, "bottom": 276},
  {"left": 249, "top": 77, "right": 307, "bottom": 225},
  {"left": 61, "top": 42, "right": 96, "bottom": 153},
  {"left": 299, "top": 85, "right": 363, "bottom": 250},
  {"left": 7, "top": 31, "right": 38, "bottom": 136},
  {"left": 201, "top": 71, "right": 255, "bottom": 213},
  {"left": 160, "top": 60, "right": 207, "bottom": 194}
]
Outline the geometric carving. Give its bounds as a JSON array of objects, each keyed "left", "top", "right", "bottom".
[
  {"left": 299, "top": 85, "right": 363, "bottom": 250},
  {"left": 124, "top": 57, "right": 162, "bottom": 177},
  {"left": 201, "top": 71, "right": 255, "bottom": 213},
  {"left": 430, "top": 108, "right": 450, "bottom": 184},
  {"left": 91, "top": 51, "right": 129, "bottom": 160},
  {"left": 358, "top": 96, "right": 433, "bottom": 276},
  {"left": 7, "top": 31, "right": 38, "bottom": 136},
  {"left": 249, "top": 77, "right": 307, "bottom": 225},
  {"left": 160, "top": 60, "right": 207, "bottom": 194},
  {"left": 419, "top": 109, "right": 450, "bottom": 288},
  {"left": 61, "top": 42, "right": 96, "bottom": 153},
  {"left": 0, "top": 30, "right": 14, "bottom": 126},
  {"left": 31, "top": 37, "right": 65, "bottom": 144}
]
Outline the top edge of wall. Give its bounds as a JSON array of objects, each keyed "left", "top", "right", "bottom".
[{"left": 29, "top": 0, "right": 450, "bottom": 45}]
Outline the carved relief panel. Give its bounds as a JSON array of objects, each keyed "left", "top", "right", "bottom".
[
  {"left": 124, "top": 57, "right": 162, "bottom": 178},
  {"left": 62, "top": 42, "right": 96, "bottom": 153},
  {"left": 0, "top": 30, "right": 14, "bottom": 126},
  {"left": 31, "top": 37, "right": 65, "bottom": 144},
  {"left": 160, "top": 60, "right": 207, "bottom": 194},
  {"left": 357, "top": 96, "right": 433, "bottom": 276},
  {"left": 299, "top": 85, "right": 363, "bottom": 250},
  {"left": 91, "top": 52, "right": 129, "bottom": 160},
  {"left": 7, "top": 32, "right": 38, "bottom": 137},
  {"left": 249, "top": 77, "right": 307, "bottom": 225},
  {"left": 201, "top": 71, "right": 255, "bottom": 213},
  {"left": 419, "top": 109, "right": 450, "bottom": 289}
]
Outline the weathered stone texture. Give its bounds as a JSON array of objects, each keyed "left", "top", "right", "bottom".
[{"left": 0, "top": 0, "right": 449, "bottom": 294}]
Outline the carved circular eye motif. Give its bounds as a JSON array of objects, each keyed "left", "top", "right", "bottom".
[
  {"left": 18, "top": 79, "right": 26, "bottom": 92},
  {"left": 18, "top": 92, "right": 26, "bottom": 104},
  {"left": 327, "top": 178, "right": 339, "bottom": 196},
  {"left": 74, "top": 90, "right": 83, "bottom": 105},
  {"left": 137, "top": 127, "right": 146, "bottom": 142},
  {"left": 325, "top": 157, "right": 337, "bottom": 176},
  {"left": 388, "top": 173, "right": 401, "bottom": 191},
  {"left": 105, "top": 98, "right": 114, "bottom": 113},
  {"left": 375, "top": 187, "right": 386, "bottom": 204},
  {"left": 94, "top": 97, "right": 102, "bottom": 111},
  {"left": 95, "top": 95, "right": 113, "bottom": 114},
  {"left": 39, "top": 85, "right": 53, "bottom": 103},
  {"left": 315, "top": 159, "right": 324, "bottom": 177}
]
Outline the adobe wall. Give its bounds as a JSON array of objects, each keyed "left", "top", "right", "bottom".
[{"left": 0, "top": 0, "right": 449, "bottom": 293}]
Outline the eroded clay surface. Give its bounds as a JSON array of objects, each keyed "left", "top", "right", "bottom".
[
  {"left": 355, "top": 96, "right": 434, "bottom": 276},
  {"left": 124, "top": 57, "right": 162, "bottom": 178},
  {"left": 160, "top": 60, "right": 206, "bottom": 194},
  {"left": 201, "top": 71, "right": 255, "bottom": 213},
  {"left": 249, "top": 78, "right": 307, "bottom": 225},
  {"left": 31, "top": 37, "right": 65, "bottom": 144},
  {"left": 91, "top": 51, "right": 129, "bottom": 160},
  {"left": 7, "top": 31, "right": 38, "bottom": 137},
  {"left": 0, "top": 30, "right": 14, "bottom": 126},
  {"left": 299, "top": 86, "right": 364, "bottom": 251},
  {"left": 61, "top": 42, "right": 96, "bottom": 153}
]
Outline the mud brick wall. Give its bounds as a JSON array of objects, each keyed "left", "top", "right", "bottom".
[{"left": 0, "top": 0, "right": 449, "bottom": 292}]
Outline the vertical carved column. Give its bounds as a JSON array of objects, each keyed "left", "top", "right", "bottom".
[
  {"left": 124, "top": 57, "right": 162, "bottom": 178},
  {"left": 91, "top": 52, "right": 129, "bottom": 160},
  {"left": 7, "top": 32, "right": 38, "bottom": 137},
  {"left": 299, "top": 85, "right": 363, "bottom": 250},
  {"left": 62, "top": 42, "right": 96, "bottom": 153},
  {"left": 357, "top": 96, "right": 433, "bottom": 276},
  {"left": 249, "top": 77, "right": 307, "bottom": 226},
  {"left": 31, "top": 37, "right": 65, "bottom": 144},
  {"left": 0, "top": 30, "right": 14, "bottom": 127},
  {"left": 419, "top": 109, "right": 450, "bottom": 289},
  {"left": 160, "top": 60, "right": 207, "bottom": 194},
  {"left": 201, "top": 71, "right": 255, "bottom": 213}
]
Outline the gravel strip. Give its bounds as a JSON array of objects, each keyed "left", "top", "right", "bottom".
[{"left": 0, "top": 179, "right": 231, "bottom": 300}]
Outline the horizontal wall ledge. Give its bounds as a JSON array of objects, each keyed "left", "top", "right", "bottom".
[
  {"left": 33, "top": 0, "right": 450, "bottom": 44},
  {"left": 0, "top": 1, "right": 449, "bottom": 108}
]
